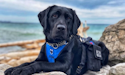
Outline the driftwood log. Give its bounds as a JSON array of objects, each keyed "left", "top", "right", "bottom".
[
  {"left": 0, "top": 50, "right": 40, "bottom": 66},
  {"left": 77, "top": 22, "right": 89, "bottom": 37},
  {"left": 0, "top": 39, "right": 45, "bottom": 50}
]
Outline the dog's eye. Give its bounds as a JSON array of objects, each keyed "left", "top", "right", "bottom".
[
  {"left": 65, "top": 14, "right": 71, "bottom": 20},
  {"left": 52, "top": 14, "right": 58, "bottom": 18},
  {"left": 68, "top": 17, "right": 71, "bottom": 20},
  {"left": 67, "top": 16, "right": 71, "bottom": 21}
]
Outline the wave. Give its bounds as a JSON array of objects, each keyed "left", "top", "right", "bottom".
[{"left": 0, "top": 28, "right": 43, "bottom": 35}]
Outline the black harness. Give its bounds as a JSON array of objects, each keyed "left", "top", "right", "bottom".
[{"left": 75, "top": 36, "right": 109, "bottom": 75}]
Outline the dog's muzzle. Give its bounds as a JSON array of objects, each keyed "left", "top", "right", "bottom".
[{"left": 57, "top": 24, "right": 66, "bottom": 30}]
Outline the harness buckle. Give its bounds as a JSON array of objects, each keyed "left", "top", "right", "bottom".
[{"left": 52, "top": 43, "right": 58, "bottom": 49}]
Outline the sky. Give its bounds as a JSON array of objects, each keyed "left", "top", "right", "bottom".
[{"left": 0, "top": 0, "right": 125, "bottom": 24}]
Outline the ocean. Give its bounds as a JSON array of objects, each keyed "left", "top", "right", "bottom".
[{"left": 0, "top": 22, "right": 110, "bottom": 53}]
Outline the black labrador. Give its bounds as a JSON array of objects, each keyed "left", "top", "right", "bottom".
[{"left": 4, "top": 5, "right": 89, "bottom": 75}]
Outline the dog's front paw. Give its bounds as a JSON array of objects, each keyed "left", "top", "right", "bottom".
[
  {"left": 4, "top": 67, "right": 15, "bottom": 75},
  {"left": 11, "top": 67, "right": 33, "bottom": 75}
]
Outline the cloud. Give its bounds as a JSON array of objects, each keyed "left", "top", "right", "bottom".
[
  {"left": 0, "top": 14, "right": 39, "bottom": 23},
  {"left": 0, "top": 7, "right": 37, "bottom": 16},
  {"left": 108, "top": 1, "right": 117, "bottom": 4},
  {"left": 107, "top": 0, "right": 125, "bottom": 5},
  {"left": 0, "top": 0, "right": 125, "bottom": 24},
  {"left": 37, "top": 0, "right": 125, "bottom": 9},
  {"left": 0, "top": 0, "right": 50, "bottom": 12},
  {"left": 37, "top": 0, "right": 111, "bottom": 9}
]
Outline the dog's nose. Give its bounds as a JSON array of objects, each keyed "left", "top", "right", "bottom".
[{"left": 57, "top": 24, "right": 65, "bottom": 30}]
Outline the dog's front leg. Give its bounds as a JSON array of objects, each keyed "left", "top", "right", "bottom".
[
  {"left": 31, "top": 52, "right": 73, "bottom": 72},
  {"left": 4, "top": 61, "right": 35, "bottom": 75},
  {"left": 11, "top": 52, "right": 73, "bottom": 75}
]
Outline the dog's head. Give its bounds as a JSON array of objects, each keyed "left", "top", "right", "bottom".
[{"left": 38, "top": 5, "right": 81, "bottom": 43}]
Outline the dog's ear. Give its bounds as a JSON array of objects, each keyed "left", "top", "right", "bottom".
[
  {"left": 72, "top": 10, "right": 81, "bottom": 35},
  {"left": 38, "top": 5, "right": 56, "bottom": 32}
]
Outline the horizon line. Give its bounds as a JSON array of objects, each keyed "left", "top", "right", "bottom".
[{"left": 0, "top": 21, "right": 112, "bottom": 25}]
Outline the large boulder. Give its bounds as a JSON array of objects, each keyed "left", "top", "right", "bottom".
[
  {"left": 0, "top": 70, "right": 4, "bottom": 75},
  {"left": 100, "top": 19, "right": 125, "bottom": 66},
  {"left": 83, "top": 63, "right": 125, "bottom": 75},
  {"left": 0, "top": 64, "right": 12, "bottom": 75},
  {"left": 0, "top": 64, "right": 12, "bottom": 71},
  {"left": 109, "top": 63, "right": 125, "bottom": 75},
  {"left": 33, "top": 72, "right": 66, "bottom": 75},
  {"left": 84, "top": 65, "right": 111, "bottom": 75}
]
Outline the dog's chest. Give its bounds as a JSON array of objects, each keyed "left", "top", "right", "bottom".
[{"left": 46, "top": 43, "right": 66, "bottom": 63}]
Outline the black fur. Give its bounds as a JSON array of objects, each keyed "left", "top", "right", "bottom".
[{"left": 4, "top": 5, "right": 83, "bottom": 75}]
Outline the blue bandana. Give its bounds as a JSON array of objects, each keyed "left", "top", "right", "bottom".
[{"left": 46, "top": 43, "right": 66, "bottom": 63}]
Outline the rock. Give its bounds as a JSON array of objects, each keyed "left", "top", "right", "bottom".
[
  {"left": 84, "top": 65, "right": 111, "bottom": 75},
  {"left": 0, "top": 64, "right": 11, "bottom": 75},
  {"left": 0, "top": 70, "right": 4, "bottom": 75},
  {"left": 0, "top": 64, "right": 12, "bottom": 71},
  {"left": 33, "top": 71, "right": 66, "bottom": 75},
  {"left": 99, "top": 19, "right": 125, "bottom": 66},
  {"left": 109, "top": 63, "right": 125, "bottom": 75}
]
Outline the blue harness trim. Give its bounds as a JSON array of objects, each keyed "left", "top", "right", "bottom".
[
  {"left": 46, "top": 43, "right": 66, "bottom": 63},
  {"left": 89, "top": 41, "right": 94, "bottom": 45}
]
